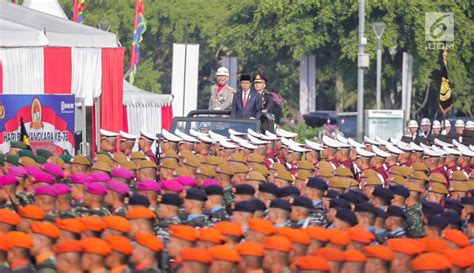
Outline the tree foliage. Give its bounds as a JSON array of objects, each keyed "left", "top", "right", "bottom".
[{"left": 58, "top": 0, "right": 473, "bottom": 117}]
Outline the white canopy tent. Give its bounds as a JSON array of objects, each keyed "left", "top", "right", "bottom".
[
  {"left": 0, "top": 1, "right": 117, "bottom": 48},
  {"left": 123, "top": 80, "right": 173, "bottom": 135}
]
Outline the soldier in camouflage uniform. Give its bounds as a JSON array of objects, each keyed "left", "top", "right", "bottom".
[
  {"left": 105, "top": 180, "right": 130, "bottom": 218},
  {"left": 267, "top": 199, "right": 292, "bottom": 227},
  {"left": 74, "top": 183, "right": 111, "bottom": 217},
  {"left": 154, "top": 193, "right": 182, "bottom": 273},
  {"left": 131, "top": 232, "right": 162, "bottom": 273},
  {"left": 304, "top": 177, "right": 329, "bottom": 227},
  {"left": 31, "top": 222, "right": 57, "bottom": 273},
  {"left": 181, "top": 188, "right": 209, "bottom": 228},
  {"left": 290, "top": 196, "right": 318, "bottom": 228},
  {"left": 405, "top": 183, "right": 424, "bottom": 238},
  {"left": 203, "top": 185, "right": 230, "bottom": 225},
  {"left": 214, "top": 164, "right": 234, "bottom": 209}
]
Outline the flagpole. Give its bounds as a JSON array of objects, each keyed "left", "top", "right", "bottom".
[{"left": 129, "top": 0, "right": 139, "bottom": 74}]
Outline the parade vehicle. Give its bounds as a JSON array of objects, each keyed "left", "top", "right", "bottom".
[
  {"left": 169, "top": 110, "right": 261, "bottom": 137},
  {"left": 303, "top": 111, "right": 357, "bottom": 138}
]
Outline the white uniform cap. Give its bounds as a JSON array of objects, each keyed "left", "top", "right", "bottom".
[
  {"left": 100, "top": 129, "right": 119, "bottom": 138},
  {"left": 336, "top": 134, "right": 348, "bottom": 145},
  {"left": 275, "top": 128, "right": 298, "bottom": 138},
  {"left": 409, "top": 142, "right": 424, "bottom": 152},
  {"left": 470, "top": 145, "right": 474, "bottom": 152},
  {"left": 432, "top": 120, "right": 441, "bottom": 129},
  {"left": 420, "top": 143, "right": 431, "bottom": 149},
  {"left": 216, "top": 67, "right": 230, "bottom": 77},
  {"left": 189, "top": 129, "right": 199, "bottom": 137},
  {"left": 288, "top": 142, "right": 309, "bottom": 153},
  {"left": 230, "top": 134, "right": 247, "bottom": 144},
  {"left": 385, "top": 143, "right": 404, "bottom": 155},
  {"left": 443, "top": 146, "right": 460, "bottom": 156},
  {"left": 161, "top": 129, "right": 183, "bottom": 142},
  {"left": 280, "top": 137, "right": 291, "bottom": 147},
  {"left": 444, "top": 120, "right": 451, "bottom": 127},
  {"left": 420, "top": 118, "right": 431, "bottom": 126},
  {"left": 458, "top": 145, "right": 474, "bottom": 157},
  {"left": 455, "top": 120, "right": 465, "bottom": 128},
  {"left": 407, "top": 120, "right": 419, "bottom": 128},
  {"left": 209, "top": 130, "right": 228, "bottom": 142},
  {"left": 347, "top": 138, "right": 365, "bottom": 148},
  {"left": 356, "top": 147, "right": 375, "bottom": 158},
  {"left": 363, "top": 136, "right": 380, "bottom": 146},
  {"left": 196, "top": 132, "right": 216, "bottom": 144},
  {"left": 228, "top": 128, "right": 246, "bottom": 136},
  {"left": 264, "top": 131, "right": 279, "bottom": 140},
  {"left": 175, "top": 129, "right": 198, "bottom": 143},
  {"left": 239, "top": 141, "right": 258, "bottom": 150},
  {"left": 305, "top": 139, "right": 324, "bottom": 151},
  {"left": 247, "top": 135, "right": 269, "bottom": 146},
  {"left": 247, "top": 128, "right": 261, "bottom": 138},
  {"left": 434, "top": 138, "right": 453, "bottom": 147},
  {"left": 119, "top": 130, "right": 138, "bottom": 140},
  {"left": 423, "top": 147, "right": 442, "bottom": 157},
  {"left": 375, "top": 136, "right": 390, "bottom": 146},
  {"left": 140, "top": 129, "right": 157, "bottom": 141},
  {"left": 259, "top": 133, "right": 276, "bottom": 141},
  {"left": 322, "top": 135, "right": 350, "bottom": 148},
  {"left": 452, "top": 139, "right": 465, "bottom": 149},
  {"left": 466, "top": 120, "right": 474, "bottom": 129},
  {"left": 396, "top": 141, "right": 412, "bottom": 152},
  {"left": 389, "top": 138, "right": 399, "bottom": 145},
  {"left": 371, "top": 145, "right": 391, "bottom": 158},
  {"left": 288, "top": 139, "right": 304, "bottom": 147},
  {"left": 219, "top": 140, "right": 238, "bottom": 149},
  {"left": 431, "top": 145, "right": 447, "bottom": 156}
]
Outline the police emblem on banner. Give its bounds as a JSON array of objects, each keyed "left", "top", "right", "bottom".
[{"left": 31, "top": 98, "right": 43, "bottom": 129}]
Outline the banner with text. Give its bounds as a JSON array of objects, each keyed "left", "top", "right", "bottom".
[{"left": 0, "top": 95, "right": 75, "bottom": 155}]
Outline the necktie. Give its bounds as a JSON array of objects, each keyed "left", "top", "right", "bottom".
[{"left": 243, "top": 91, "right": 248, "bottom": 108}]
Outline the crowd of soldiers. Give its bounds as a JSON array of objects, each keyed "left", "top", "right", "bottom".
[{"left": 0, "top": 118, "right": 473, "bottom": 273}]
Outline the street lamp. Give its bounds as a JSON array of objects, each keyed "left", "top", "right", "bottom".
[{"left": 373, "top": 22, "right": 386, "bottom": 110}]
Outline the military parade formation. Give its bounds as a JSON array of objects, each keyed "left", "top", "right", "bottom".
[{"left": 0, "top": 117, "right": 473, "bottom": 273}]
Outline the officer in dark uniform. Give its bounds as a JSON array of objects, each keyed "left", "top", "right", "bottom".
[
  {"left": 181, "top": 188, "right": 209, "bottom": 228},
  {"left": 204, "top": 185, "right": 230, "bottom": 225},
  {"left": 253, "top": 74, "right": 275, "bottom": 133}
]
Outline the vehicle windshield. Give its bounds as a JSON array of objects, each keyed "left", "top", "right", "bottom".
[{"left": 171, "top": 117, "right": 259, "bottom": 137}]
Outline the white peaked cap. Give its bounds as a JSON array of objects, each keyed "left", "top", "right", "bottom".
[
  {"left": 396, "top": 141, "right": 412, "bottom": 152},
  {"left": 371, "top": 145, "right": 391, "bottom": 158},
  {"left": 247, "top": 135, "right": 269, "bottom": 146},
  {"left": 288, "top": 142, "right": 309, "bottom": 153},
  {"left": 444, "top": 120, "right": 451, "bottom": 127},
  {"left": 196, "top": 132, "right": 216, "bottom": 144},
  {"left": 419, "top": 143, "right": 430, "bottom": 149},
  {"left": 280, "top": 137, "right": 291, "bottom": 147},
  {"left": 219, "top": 140, "right": 238, "bottom": 149},
  {"left": 385, "top": 143, "right": 404, "bottom": 155},
  {"left": 161, "top": 129, "right": 183, "bottom": 142},
  {"left": 346, "top": 138, "right": 365, "bottom": 148},
  {"left": 375, "top": 136, "right": 390, "bottom": 146},
  {"left": 434, "top": 138, "right": 453, "bottom": 147},
  {"left": 260, "top": 133, "right": 276, "bottom": 141},
  {"left": 322, "top": 135, "right": 346, "bottom": 148},
  {"left": 443, "top": 146, "right": 460, "bottom": 156},
  {"left": 175, "top": 129, "right": 198, "bottom": 143},
  {"left": 189, "top": 129, "right": 199, "bottom": 137},
  {"left": 209, "top": 130, "right": 228, "bottom": 142},
  {"left": 423, "top": 147, "right": 442, "bottom": 157},
  {"left": 265, "top": 131, "right": 279, "bottom": 140},
  {"left": 100, "top": 129, "right": 119, "bottom": 137},
  {"left": 431, "top": 145, "right": 447, "bottom": 156},
  {"left": 409, "top": 142, "right": 424, "bottom": 152},
  {"left": 432, "top": 120, "right": 441, "bottom": 129},
  {"left": 247, "top": 128, "right": 261, "bottom": 138},
  {"left": 356, "top": 147, "right": 375, "bottom": 157},
  {"left": 119, "top": 130, "right": 138, "bottom": 140},
  {"left": 364, "top": 136, "right": 380, "bottom": 146},
  {"left": 389, "top": 138, "right": 399, "bottom": 145},
  {"left": 230, "top": 134, "right": 247, "bottom": 144},
  {"left": 455, "top": 120, "right": 465, "bottom": 127},
  {"left": 336, "top": 134, "right": 348, "bottom": 145},
  {"left": 407, "top": 120, "right": 418, "bottom": 128},
  {"left": 140, "top": 129, "right": 157, "bottom": 141},
  {"left": 228, "top": 128, "right": 246, "bottom": 136},
  {"left": 276, "top": 128, "right": 298, "bottom": 138},
  {"left": 458, "top": 145, "right": 474, "bottom": 157},
  {"left": 239, "top": 141, "right": 258, "bottom": 150},
  {"left": 288, "top": 138, "right": 304, "bottom": 147},
  {"left": 305, "top": 139, "right": 324, "bottom": 151}
]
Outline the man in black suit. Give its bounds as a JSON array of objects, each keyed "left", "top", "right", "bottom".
[{"left": 230, "top": 74, "right": 262, "bottom": 120}]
